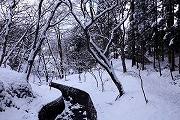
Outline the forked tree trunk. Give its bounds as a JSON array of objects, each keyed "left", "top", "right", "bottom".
[
  {"left": 70, "top": 0, "right": 125, "bottom": 98},
  {"left": 84, "top": 31, "right": 124, "bottom": 97}
]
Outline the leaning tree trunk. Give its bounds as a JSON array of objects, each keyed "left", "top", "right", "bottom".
[
  {"left": 70, "top": 0, "right": 126, "bottom": 98},
  {"left": 85, "top": 32, "right": 124, "bottom": 97},
  {"left": 90, "top": 46, "right": 124, "bottom": 97}
]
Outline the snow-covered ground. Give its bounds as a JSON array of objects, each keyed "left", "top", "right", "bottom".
[
  {"left": 0, "top": 68, "right": 60, "bottom": 120},
  {"left": 0, "top": 59, "right": 180, "bottom": 120}
]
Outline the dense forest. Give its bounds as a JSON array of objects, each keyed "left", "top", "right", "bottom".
[{"left": 0, "top": 0, "right": 180, "bottom": 97}]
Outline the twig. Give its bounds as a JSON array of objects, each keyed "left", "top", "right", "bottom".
[{"left": 138, "top": 70, "right": 148, "bottom": 104}]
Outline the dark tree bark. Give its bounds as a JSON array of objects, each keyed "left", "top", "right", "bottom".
[
  {"left": 153, "top": 43, "right": 156, "bottom": 69},
  {"left": 132, "top": 41, "right": 136, "bottom": 67},
  {"left": 120, "top": 4, "right": 127, "bottom": 73},
  {"left": 179, "top": 51, "right": 180, "bottom": 74},
  {"left": 167, "top": 0, "right": 175, "bottom": 71},
  {"left": 41, "top": 52, "right": 49, "bottom": 82},
  {"left": 130, "top": 0, "right": 136, "bottom": 67},
  {"left": 24, "top": 0, "right": 43, "bottom": 81},
  {"left": 178, "top": 3, "right": 180, "bottom": 74},
  {"left": 55, "top": 26, "right": 64, "bottom": 78},
  {"left": 141, "top": 40, "right": 145, "bottom": 70}
]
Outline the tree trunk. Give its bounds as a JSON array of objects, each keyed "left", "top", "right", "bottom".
[
  {"left": 46, "top": 39, "right": 62, "bottom": 79},
  {"left": 84, "top": 31, "right": 124, "bottom": 97},
  {"left": 42, "top": 52, "right": 49, "bottom": 82},
  {"left": 24, "top": 0, "right": 63, "bottom": 81},
  {"left": 141, "top": 40, "right": 145, "bottom": 70},
  {"left": 120, "top": 6, "right": 127, "bottom": 73},
  {"left": 132, "top": 41, "right": 136, "bottom": 67},
  {"left": 0, "top": 2, "right": 14, "bottom": 66},
  {"left": 161, "top": 42, "right": 164, "bottom": 62},
  {"left": 55, "top": 26, "right": 64, "bottom": 78},
  {"left": 171, "top": 47, "right": 175, "bottom": 71},
  {"left": 167, "top": 0, "right": 175, "bottom": 71},
  {"left": 120, "top": 46, "right": 127, "bottom": 73},
  {"left": 131, "top": 0, "right": 136, "bottom": 67},
  {"left": 179, "top": 50, "right": 180, "bottom": 74},
  {"left": 153, "top": 43, "right": 156, "bottom": 69},
  {"left": 0, "top": 36, "right": 8, "bottom": 66}
]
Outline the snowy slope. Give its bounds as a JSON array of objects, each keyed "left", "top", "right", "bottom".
[
  {"left": 0, "top": 68, "right": 60, "bottom": 120},
  {"left": 0, "top": 59, "right": 180, "bottom": 120},
  {"left": 54, "top": 59, "right": 180, "bottom": 120}
]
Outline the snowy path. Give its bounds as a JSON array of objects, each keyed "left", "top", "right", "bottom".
[
  {"left": 144, "top": 71, "right": 180, "bottom": 105},
  {"left": 142, "top": 70, "right": 180, "bottom": 119},
  {"left": 1, "top": 60, "right": 180, "bottom": 120},
  {"left": 55, "top": 67, "right": 180, "bottom": 120}
]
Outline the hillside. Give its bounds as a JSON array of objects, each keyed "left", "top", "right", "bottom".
[{"left": 0, "top": 59, "right": 180, "bottom": 120}]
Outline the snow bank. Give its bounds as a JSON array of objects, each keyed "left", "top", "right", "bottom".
[
  {"left": 0, "top": 68, "right": 33, "bottom": 111},
  {"left": 0, "top": 68, "right": 60, "bottom": 120}
]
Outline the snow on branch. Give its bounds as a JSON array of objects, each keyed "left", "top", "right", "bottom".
[
  {"left": 90, "top": 33, "right": 109, "bottom": 41},
  {"left": 169, "top": 38, "right": 174, "bottom": 46},
  {"left": 93, "top": 0, "right": 118, "bottom": 22},
  {"left": 68, "top": 0, "right": 118, "bottom": 29},
  {"left": 49, "top": 12, "right": 70, "bottom": 27},
  {"left": 89, "top": 37, "right": 111, "bottom": 68},
  {"left": 39, "top": 0, "right": 63, "bottom": 39},
  {"left": 3, "top": 29, "right": 28, "bottom": 64},
  {"left": 103, "top": 9, "right": 130, "bottom": 55},
  {"left": 71, "top": 11, "right": 86, "bottom": 29}
]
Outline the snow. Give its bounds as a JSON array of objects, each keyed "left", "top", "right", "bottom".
[
  {"left": 0, "top": 59, "right": 180, "bottom": 120},
  {"left": 0, "top": 68, "right": 60, "bottom": 120},
  {"left": 169, "top": 38, "right": 174, "bottom": 46},
  {"left": 151, "top": 21, "right": 156, "bottom": 28},
  {"left": 163, "top": 32, "right": 169, "bottom": 40}
]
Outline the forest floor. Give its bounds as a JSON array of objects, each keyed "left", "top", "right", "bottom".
[{"left": 0, "top": 59, "right": 180, "bottom": 120}]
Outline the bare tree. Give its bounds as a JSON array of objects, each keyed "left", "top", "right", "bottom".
[
  {"left": 0, "top": 0, "right": 38, "bottom": 71},
  {"left": 0, "top": 0, "right": 18, "bottom": 66},
  {"left": 67, "top": 0, "right": 130, "bottom": 98},
  {"left": 23, "top": 0, "right": 69, "bottom": 81}
]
